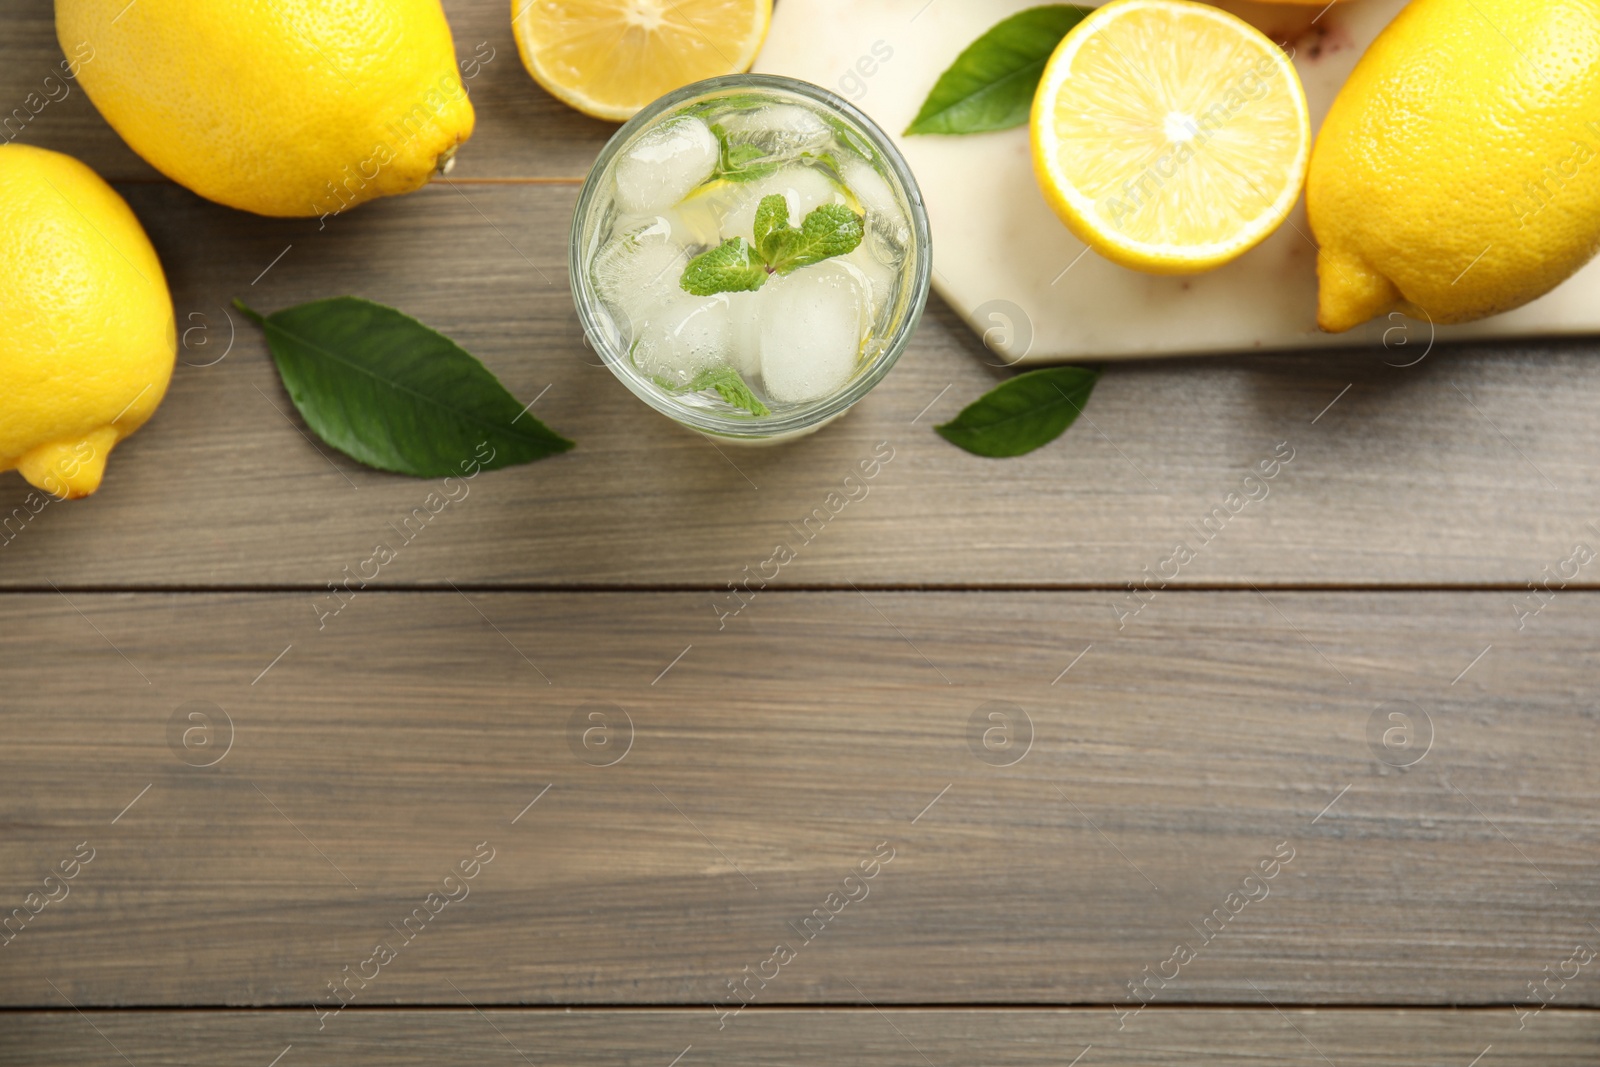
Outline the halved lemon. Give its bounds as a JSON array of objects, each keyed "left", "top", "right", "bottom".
[
  {"left": 512, "top": 0, "right": 772, "bottom": 122},
  {"left": 1030, "top": 0, "right": 1309, "bottom": 274}
]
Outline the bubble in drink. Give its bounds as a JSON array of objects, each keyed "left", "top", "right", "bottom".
[{"left": 614, "top": 116, "right": 718, "bottom": 215}]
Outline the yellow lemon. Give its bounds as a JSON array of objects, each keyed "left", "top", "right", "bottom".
[
  {"left": 0, "top": 145, "right": 175, "bottom": 499},
  {"left": 1030, "top": 0, "right": 1309, "bottom": 274},
  {"left": 1309, "top": 0, "right": 1600, "bottom": 331},
  {"left": 56, "top": 0, "right": 475, "bottom": 218},
  {"left": 513, "top": 0, "right": 772, "bottom": 122}
]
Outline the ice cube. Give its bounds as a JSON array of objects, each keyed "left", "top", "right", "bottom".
[
  {"left": 841, "top": 158, "right": 911, "bottom": 247},
  {"left": 724, "top": 290, "right": 762, "bottom": 378},
  {"left": 632, "top": 293, "right": 733, "bottom": 388},
  {"left": 720, "top": 165, "right": 845, "bottom": 242},
  {"left": 591, "top": 220, "right": 689, "bottom": 322},
  {"left": 614, "top": 200, "right": 721, "bottom": 251},
  {"left": 614, "top": 116, "right": 718, "bottom": 214},
  {"left": 718, "top": 104, "right": 832, "bottom": 158},
  {"left": 838, "top": 244, "right": 896, "bottom": 323},
  {"left": 758, "top": 263, "right": 866, "bottom": 404},
  {"left": 664, "top": 195, "right": 725, "bottom": 249}
]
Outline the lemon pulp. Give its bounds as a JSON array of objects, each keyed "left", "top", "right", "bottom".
[
  {"left": 1030, "top": 0, "right": 1309, "bottom": 274},
  {"left": 513, "top": 0, "right": 772, "bottom": 122}
]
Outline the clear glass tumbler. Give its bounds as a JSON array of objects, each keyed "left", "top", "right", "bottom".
[{"left": 570, "top": 74, "right": 931, "bottom": 443}]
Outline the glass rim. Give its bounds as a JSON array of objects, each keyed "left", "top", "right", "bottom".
[{"left": 569, "top": 73, "right": 933, "bottom": 439}]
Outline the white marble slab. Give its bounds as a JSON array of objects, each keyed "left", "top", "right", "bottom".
[{"left": 756, "top": 0, "right": 1600, "bottom": 362}]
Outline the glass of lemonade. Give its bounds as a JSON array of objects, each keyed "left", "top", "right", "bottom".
[{"left": 570, "top": 74, "right": 931, "bottom": 442}]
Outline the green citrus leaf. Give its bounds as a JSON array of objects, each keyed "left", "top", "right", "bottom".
[
  {"left": 936, "top": 365, "right": 1100, "bottom": 457},
  {"left": 905, "top": 5, "right": 1092, "bottom": 136},
  {"left": 236, "top": 297, "right": 572, "bottom": 477}
]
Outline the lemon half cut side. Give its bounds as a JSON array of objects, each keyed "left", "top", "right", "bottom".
[
  {"left": 1030, "top": 0, "right": 1310, "bottom": 275},
  {"left": 513, "top": 0, "right": 772, "bottom": 122}
]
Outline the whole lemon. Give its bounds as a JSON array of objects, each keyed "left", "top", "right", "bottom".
[
  {"left": 0, "top": 145, "right": 175, "bottom": 499},
  {"left": 1309, "top": 0, "right": 1600, "bottom": 331},
  {"left": 56, "top": 0, "right": 475, "bottom": 218}
]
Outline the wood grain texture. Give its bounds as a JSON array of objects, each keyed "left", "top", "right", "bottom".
[
  {"left": 3, "top": 592, "right": 1595, "bottom": 1007},
  {"left": 0, "top": 0, "right": 614, "bottom": 181},
  {"left": 0, "top": 181, "right": 1597, "bottom": 588},
  {"left": 3, "top": 0, "right": 1599, "bottom": 1048},
  {"left": 3, "top": 1009, "right": 1597, "bottom": 1067},
  {"left": 0, "top": 0, "right": 154, "bottom": 177}
]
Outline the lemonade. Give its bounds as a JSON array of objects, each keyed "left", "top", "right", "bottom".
[{"left": 571, "top": 76, "right": 930, "bottom": 440}]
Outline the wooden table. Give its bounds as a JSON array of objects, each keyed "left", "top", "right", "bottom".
[{"left": 3, "top": 1, "right": 1598, "bottom": 1063}]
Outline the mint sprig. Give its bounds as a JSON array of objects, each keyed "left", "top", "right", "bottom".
[{"left": 679, "top": 194, "right": 864, "bottom": 297}]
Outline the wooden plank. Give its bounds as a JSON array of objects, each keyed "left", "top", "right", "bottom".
[
  {"left": 2, "top": 591, "right": 1596, "bottom": 1006},
  {"left": 427, "top": 0, "right": 620, "bottom": 180},
  {"left": 1, "top": 181, "right": 1598, "bottom": 588},
  {"left": 0, "top": 0, "right": 614, "bottom": 181},
  {"left": 0, "top": 0, "right": 154, "bottom": 178},
  {"left": 2, "top": 1009, "right": 1597, "bottom": 1067}
]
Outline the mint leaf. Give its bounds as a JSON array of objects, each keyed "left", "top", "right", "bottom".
[
  {"left": 680, "top": 238, "right": 768, "bottom": 296},
  {"left": 752, "top": 193, "right": 802, "bottom": 267},
  {"left": 766, "top": 203, "right": 864, "bottom": 274},
  {"left": 723, "top": 143, "right": 780, "bottom": 182},
  {"left": 804, "top": 150, "right": 843, "bottom": 175},
  {"left": 653, "top": 365, "right": 771, "bottom": 417},
  {"left": 710, "top": 123, "right": 781, "bottom": 182},
  {"left": 936, "top": 366, "right": 1099, "bottom": 457},
  {"left": 752, "top": 193, "right": 789, "bottom": 249},
  {"left": 692, "top": 366, "right": 771, "bottom": 416},
  {"left": 906, "top": 5, "right": 1091, "bottom": 135},
  {"left": 236, "top": 297, "right": 573, "bottom": 476}
]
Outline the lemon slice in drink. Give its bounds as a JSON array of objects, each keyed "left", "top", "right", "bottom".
[
  {"left": 512, "top": 0, "right": 772, "bottom": 122},
  {"left": 1030, "top": 0, "right": 1309, "bottom": 274}
]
